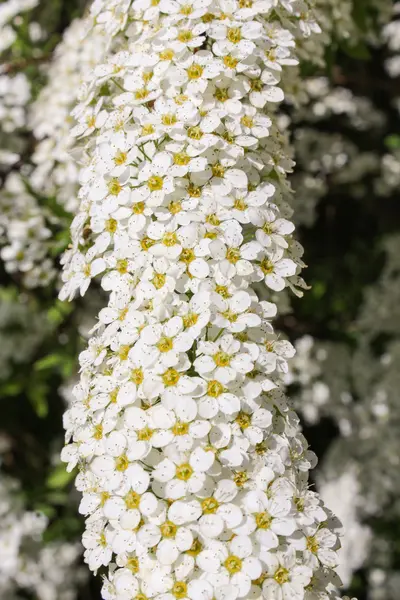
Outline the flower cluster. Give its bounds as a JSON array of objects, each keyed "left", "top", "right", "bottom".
[
  {"left": 0, "top": 470, "right": 83, "bottom": 600},
  {"left": 60, "top": 1, "right": 346, "bottom": 599},
  {"left": 0, "top": 173, "right": 57, "bottom": 287}
]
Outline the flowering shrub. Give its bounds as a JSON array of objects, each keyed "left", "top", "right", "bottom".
[{"left": 1, "top": 0, "right": 400, "bottom": 599}]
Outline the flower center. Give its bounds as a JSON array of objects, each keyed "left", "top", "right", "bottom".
[
  {"left": 255, "top": 512, "right": 272, "bottom": 529},
  {"left": 227, "top": 27, "right": 242, "bottom": 44},
  {"left": 131, "top": 368, "right": 144, "bottom": 385},
  {"left": 176, "top": 463, "right": 193, "bottom": 481},
  {"left": 172, "top": 421, "right": 189, "bottom": 435},
  {"left": 160, "top": 520, "right": 178, "bottom": 538},
  {"left": 224, "top": 555, "right": 242, "bottom": 574},
  {"left": 114, "top": 150, "right": 127, "bottom": 165},
  {"left": 236, "top": 411, "right": 251, "bottom": 429},
  {"left": 206, "top": 380, "right": 224, "bottom": 397},
  {"left": 226, "top": 247, "right": 240, "bottom": 264},
  {"left": 157, "top": 336, "right": 174, "bottom": 352},
  {"left": 162, "top": 368, "right": 181, "bottom": 386},
  {"left": 201, "top": 497, "right": 220, "bottom": 514},
  {"left": 213, "top": 351, "right": 231, "bottom": 367},
  {"left": 274, "top": 567, "right": 289, "bottom": 585},
  {"left": 187, "top": 63, "right": 204, "bottom": 79},
  {"left": 172, "top": 582, "right": 187, "bottom": 599},
  {"left": 125, "top": 490, "right": 141, "bottom": 509},
  {"left": 148, "top": 175, "right": 164, "bottom": 191},
  {"left": 115, "top": 454, "right": 129, "bottom": 471}
]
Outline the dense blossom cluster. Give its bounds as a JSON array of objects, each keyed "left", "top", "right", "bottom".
[
  {"left": 29, "top": 17, "right": 107, "bottom": 213},
  {"left": 0, "top": 468, "right": 83, "bottom": 600},
  {"left": 60, "top": 1, "right": 349, "bottom": 599}
]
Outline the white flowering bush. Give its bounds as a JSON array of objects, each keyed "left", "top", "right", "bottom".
[
  {"left": 1, "top": 0, "right": 400, "bottom": 599},
  {"left": 58, "top": 2, "right": 353, "bottom": 600}
]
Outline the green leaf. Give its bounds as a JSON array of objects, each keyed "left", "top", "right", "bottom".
[
  {"left": 28, "top": 382, "right": 49, "bottom": 418},
  {"left": 34, "top": 353, "right": 65, "bottom": 372},
  {"left": 47, "top": 465, "right": 76, "bottom": 491},
  {"left": 385, "top": 135, "right": 400, "bottom": 150}
]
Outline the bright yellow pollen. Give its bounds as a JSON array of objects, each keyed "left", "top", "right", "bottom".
[
  {"left": 215, "top": 285, "right": 231, "bottom": 298},
  {"left": 157, "top": 336, "right": 174, "bottom": 353},
  {"left": 215, "top": 88, "right": 229, "bottom": 102},
  {"left": 207, "top": 380, "right": 224, "bottom": 397},
  {"left": 140, "top": 236, "right": 156, "bottom": 251},
  {"left": 108, "top": 179, "right": 122, "bottom": 196},
  {"left": 163, "top": 232, "right": 178, "bottom": 247},
  {"left": 100, "top": 491, "right": 110, "bottom": 506},
  {"left": 227, "top": 27, "right": 242, "bottom": 44},
  {"left": 233, "top": 471, "right": 248, "bottom": 487},
  {"left": 222, "top": 310, "right": 238, "bottom": 323},
  {"left": 241, "top": 115, "right": 254, "bottom": 128},
  {"left": 175, "top": 463, "right": 193, "bottom": 481},
  {"left": 132, "top": 201, "right": 145, "bottom": 214},
  {"left": 213, "top": 351, "right": 231, "bottom": 367},
  {"left": 109, "top": 389, "right": 119, "bottom": 403},
  {"left": 186, "top": 538, "right": 203, "bottom": 556},
  {"left": 131, "top": 368, "right": 144, "bottom": 385},
  {"left": 174, "top": 152, "right": 190, "bottom": 166},
  {"left": 117, "top": 258, "right": 128, "bottom": 273},
  {"left": 114, "top": 150, "right": 127, "bottom": 165},
  {"left": 141, "top": 124, "right": 155, "bottom": 136},
  {"left": 137, "top": 426, "right": 154, "bottom": 441},
  {"left": 180, "top": 248, "right": 195, "bottom": 264},
  {"left": 162, "top": 368, "right": 181, "bottom": 387},
  {"left": 175, "top": 94, "right": 189, "bottom": 105},
  {"left": 255, "top": 512, "right": 272, "bottom": 529},
  {"left": 183, "top": 312, "right": 198, "bottom": 328},
  {"left": 135, "top": 88, "right": 149, "bottom": 100},
  {"left": 148, "top": 175, "right": 164, "bottom": 191},
  {"left": 127, "top": 557, "right": 140, "bottom": 573},
  {"left": 159, "top": 49, "right": 174, "bottom": 60},
  {"left": 152, "top": 273, "right": 166, "bottom": 289},
  {"left": 172, "top": 421, "right": 189, "bottom": 436},
  {"left": 250, "top": 78, "right": 263, "bottom": 92},
  {"left": 274, "top": 567, "right": 290, "bottom": 585},
  {"left": 105, "top": 218, "right": 118, "bottom": 233},
  {"left": 119, "top": 307, "right": 128, "bottom": 321},
  {"left": 187, "top": 64, "right": 204, "bottom": 79},
  {"left": 180, "top": 3, "right": 193, "bottom": 14},
  {"left": 125, "top": 490, "right": 141, "bottom": 509},
  {"left": 224, "top": 55, "right": 239, "bottom": 69},
  {"left": 178, "top": 30, "right": 193, "bottom": 43},
  {"left": 162, "top": 113, "right": 177, "bottom": 126},
  {"left": 187, "top": 183, "right": 202, "bottom": 196},
  {"left": 212, "top": 162, "right": 225, "bottom": 178},
  {"left": 160, "top": 520, "right": 178, "bottom": 538},
  {"left": 236, "top": 411, "right": 251, "bottom": 429},
  {"left": 93, "top": 424, "right": 103, "bottom": 440},
  {"left": 169, "top": 200, "right": 182, "bottom": 214},
  {"left": 143, "top": 72, "right": 153, "bottom": 84},
  {"left": 172, "top": 582, "right": 187, "bottom": 599},
  {"left": 187, "top": 126, "right": 203, "bottom": 140},
  {"left": 87, "top": 115, "right": 96, "bottom": 128},
  {"left": 306, "top": 536, "right": 319, "bottom": 554},
  {"left": 260, "top": 258, "right": 274, "bottom": 274},
  {"left": 233, "top": 198, "right": 247, "bottom": 211},
  {"left": 206, "top": 213, "right": 220, "bottom": 226},
  {"left": 201, "top": 497, "right": 220, "bottom": 514},
  {"left": 226, "top": 247, "right": 240, "bottom": 264},
  {"left": 118, "top": 345, "right": 130, "bottom": 360},
  {"left": 99, "top": 532, "right": 107, "bottom": 546},
  {"left": 115, "top": 454, "right": 129, "bottom": 471},
  {"left": 224, "top": 555, "right": 242, "bottom": 574}
]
